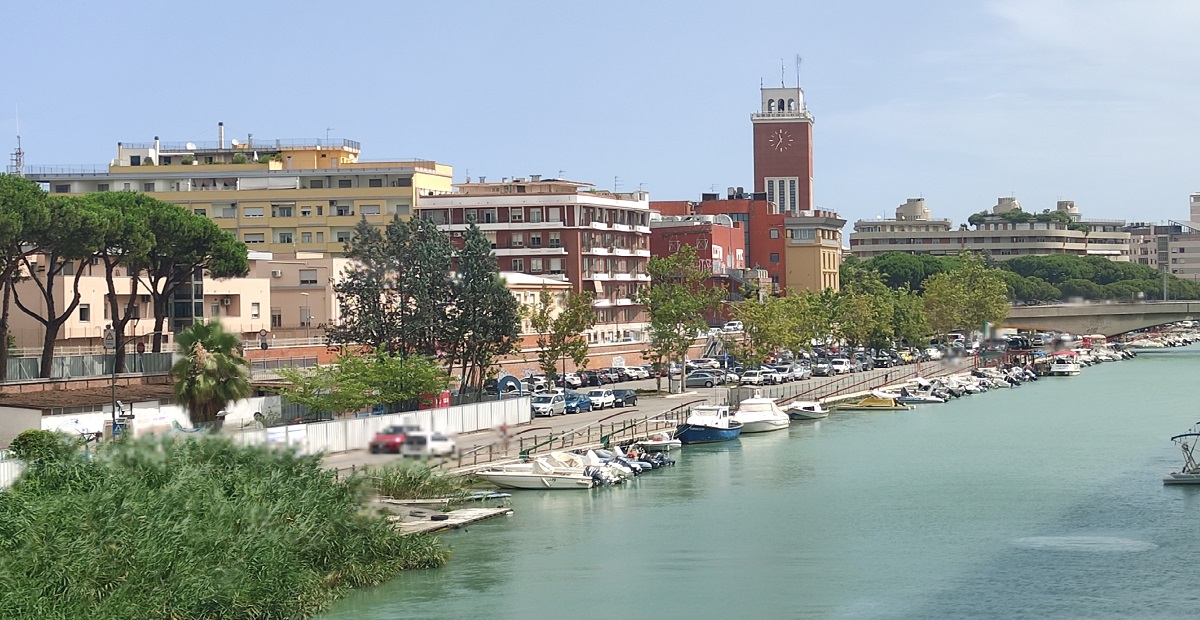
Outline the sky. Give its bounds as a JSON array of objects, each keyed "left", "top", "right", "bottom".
[{"left": 3, "top": 0, "right": 1199, "bottom": 225}]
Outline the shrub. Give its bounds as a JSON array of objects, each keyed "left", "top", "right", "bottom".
[
  {"left": 0, "top": 435, "right": 447, "bottom": 619},
  {"left": 368, "top": 460, "right": 471, "bottom": 500},
  {"left": 231, "top": 153, "right": 248, "bottom": 164},
  {"left": 180, "top": 155, "right": 195, "bottom": 165}
]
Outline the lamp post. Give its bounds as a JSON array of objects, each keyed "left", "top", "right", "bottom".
[
  {"left": 103, "top": 325, "right": 117, "bottom": 438},
  {"left": 301, "top": 293, "right": 310, "bottom": 340}
]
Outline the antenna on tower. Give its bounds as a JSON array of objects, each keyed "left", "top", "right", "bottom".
[
  {"left": 325, "top": 127, "right": 334, "bottom": 143},
  {"left": 780, "top": 58, "right": 786, "bottom": 87},
  {"left": 9, "top": 104, "right": 23, "bottom": 177},
  {"left": 614, "top": 176, "right": 622, "bottom": 192},
  {"left": 795, "top": 54, "right": 802, "bottom": 86}
]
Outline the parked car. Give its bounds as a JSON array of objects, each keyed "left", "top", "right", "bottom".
[
  {"left": 400, "top": 431, "right": 457, "bottom": 458},
  {"left": 580, "top": 370, "right": 605, "bottom": 386},
  {"left": 596, "top": 368, "right": 619, "bottom": 384},
  {"left": 564, "top": 390, "right": 593, "bottom": 414},
  {"left": 764, "top": 366, "right": 789, "bottom": 384},
  {"left": 612, "top": 389, "right": 638, "bottom": 407},
  {"left": 587, "top": 389, "right": 616, "bottom": 409},
  {"left": 793, "top": 362, "right": 813, "bottom": 381},
  {"left": 855, "top": 353, "right": 874, "bottom": 371},
  {"left": 685, "top": 371, "right": 720, "bottom": 388},
  {"left": 603, "top": 367, "right": 630, "bottom": 382},
  {"left": 369, "top": 424, "right": 423, "bottom": 454},
  {"left": 719, "top": 369, "right": 740, "bottom": 383},
  {"left": 772, "top": 364, "right": 796, "bottom": 382},
  {"left": 740, "top": 370, "right": 765, "bottom": 385},
  {"left": 695, "top": 358, "right": 722, "bottom": 369},
  {"left": 621, "top": 366, "right": 649, "bottom": 380},
  {"left": 557, "top": 373, "right": 583, "bottom": 388},
  {"left": 722, "top": 320, "right": 744, "bottom": 332},
  {"left": 830, "top": 358, "right": 853, "bottom": 375},
  {"left": 812, "top": 359, "right": 834, "bottom": 377},
  {"left": 531, "top": 393, "right": 567, "bottom": 417}
]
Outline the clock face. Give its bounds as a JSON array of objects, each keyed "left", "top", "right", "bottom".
[{"left": 768, "top": 128, "right": 793, "bottom": 152}]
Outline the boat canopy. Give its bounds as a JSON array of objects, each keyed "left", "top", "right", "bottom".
[
  {"left": 1051, "top": 350, "right": 1079, "bottom": 357},
  {"left": 1170, "top": 432, "right": 1200, "bottom": 442}
]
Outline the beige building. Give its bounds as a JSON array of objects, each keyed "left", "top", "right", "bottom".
[
  {"left": 1125, "top": 221, "right": 1200, "bottom": 284},
  {"left": 784, "top": 209, "right": 845, "bottom": 292},
  {"left": 850, "top": 198, "right": 1130, "bottom": 261},
  {"left": 24, "top": 124, "right": 453, "bottom": 256},
  {"left": 501, "top": 271, "right": 574, "bottom": 344}
]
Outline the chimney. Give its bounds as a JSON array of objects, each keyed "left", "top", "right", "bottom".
[
  {"left": 153, "top": 135, "right": 160, "bottom": 153},
  {"left": 478, "top": 176, "right": 486, "bottom": 183},
  {"left": 218, "top": 122, "right": 225, "bottom": 149}
]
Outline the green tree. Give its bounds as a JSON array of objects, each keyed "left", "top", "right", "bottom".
[
  {"left": 725, "top": 294, "right": 794, "bottom": 368},
  {"left": 443, "top": 222, "right": 521, "bottom": 395},
  {"left": 955, "top": 251, "right": 1010, "bottom": 333},
  {"left": 12, "top": 196, "right": 107, "bottom": 378},
  {"left": 891, "top": 287, "right": 929, "bottom": 347},
  {"left": 528, "top": 287, "right": 596, "bottom": 380},
  {"left": 169, "top": 320, "right": 252, "bottom": 427},
  {"left": 0, "top": 175, "right": 50, "bottom": 380},
  {"left": 835, "top": 291, "right": 882, "bottom": 348},
  {"left": 922, "top": 271, "right": 965, "bottom": 341},
  {"left": 637, "top": 245, "right": 722, "bottom": 392},
  {"left": 276, "top": 352, "right": 447, "bottom": 418},
  {"left": 86, "top": 192, "right": 155, "bottom": 372}
]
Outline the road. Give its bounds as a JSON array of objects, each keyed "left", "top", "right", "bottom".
[{"left": 322, "top": 360, "right": 958, "bottom": 473}]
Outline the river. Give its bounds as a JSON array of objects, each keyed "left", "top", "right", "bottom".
[{"left": 324, "top": 347, "right": 1200, "bottom": 619}]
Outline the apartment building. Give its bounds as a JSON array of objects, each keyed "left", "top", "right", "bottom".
[
  {"left": 503, "top": 271, "right": 574, "bottom": 348},
  {"left": 417, "top": 177, "right": 652, "bottom": 344},
  {"left": 784, "top": 209, "right": 846, "bottom": 292},
  {"left": 1125, "top": 221, "right": 1200, "bottom": 283},
  {"left": 23, "top": 124, "right": 453, "bottom": 255},
  {"left": 850, "top": 198, "right": 1131, "bottom": 261}
]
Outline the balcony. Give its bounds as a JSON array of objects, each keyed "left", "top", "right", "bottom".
[
  {"left": 612, "top": 247, "right": 631, "bottom": 256},
  {"left": 587, "top": 272, "right": 612, "bottom": 281},
  {"left": 589, "top": 221, "right": 610, "bottom": 230},
  {"left": 634, "top": 249, "right": 650, "bottom": 257},
  {"left": 614, "top": 273, "right": 633, "bottom": 280},
  {"left": 592, "top": 298, "right": 613, "bottom": 308},
  {"left": 612, "top": 223, "right": 631, "bottom": 232},
  {"left": 616, "top": 297, "right": 633, "bottom": 306},
  {"left": 635, "top": 274, "right": 651, "bottom": 281},
  {"left": 634, "top": 225, "right": 651, "bottom": 234},
  {"left": 583, "top": 246, "right": 610, "bottom": 255}
]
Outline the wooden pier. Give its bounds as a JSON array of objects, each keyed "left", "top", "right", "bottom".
[{"left": 391, "top": 506, "right": 514, "bottom": 535}]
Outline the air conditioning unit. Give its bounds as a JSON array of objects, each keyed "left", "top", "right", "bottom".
[
  {"left": 221, "top": 297, "right": 231, "bottom": 306},
  {"left": 271, "top": 270, "right": 283, "bottom": 278}
]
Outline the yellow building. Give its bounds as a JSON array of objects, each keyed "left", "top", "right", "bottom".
[
  {"left": 25, "top": 123, "right": 453, "bottom": 255},
  {"left": 783, "top": 209, "right": 845, "bottom": 292}
]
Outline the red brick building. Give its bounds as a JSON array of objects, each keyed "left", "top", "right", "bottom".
[{"left": 652, "top": 193, "right": 787, "bottom": 290}]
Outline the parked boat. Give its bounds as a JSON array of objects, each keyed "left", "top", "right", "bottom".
[
  {"left": 637, "top": 430, "right": 682, "bottom": 451},
  {"left": 732, "top": 397, "right": 790, "bottom": 433},
  {"left": 836, "top": 395, "right": 913, "bottom": 411},
  {"left": 1049, "top": 353, "right": 1081, "bottom": 376},
  {"left": 676, "top": 405, "right": 743, "bottom": 444},
  {"left": 476, "top": 458, "right": 598, "bottom": 490},
  {"left": 1164, "top": 431, "right": 1200, "bottom": 485},
  {"left": 872, "top": 387, "right": 945, "bottom": 405},
  {"left": 784, "top": 400, "right": 829, "bottom": 420}
]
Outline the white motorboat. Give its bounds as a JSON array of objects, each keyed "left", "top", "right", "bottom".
[
  {"left": 784, "top": 400, "right": 829, "bottom": 420},
  {"left": 1049, "top": 355, "right": 1081, "bottom": 376},
  {"left": 476, "top": 458, "right": 597, "bottom": 490},
  {"left": 732, "top": 397, "right": 791, "bottom": 433},
  {"left": 871, "top": 387, "right": 945, "bottom": 405},
  {"left": 637, "top": 430, "right": 682, "bottom": 451},
  {"left": 1165, "top": 431, "right": 1200, "bottom": 485}
]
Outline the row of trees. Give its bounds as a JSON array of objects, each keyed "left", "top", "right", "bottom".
[
  {"left": 0, "top": 176, "right": 249, "bottom": 378},
  {"left": 854, "top": 251, "right": 1200, "bottom": 303},
  {"left": 328, "top": 217, "right": 522, "bottom": 396}
]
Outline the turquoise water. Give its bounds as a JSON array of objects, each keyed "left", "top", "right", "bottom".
[{"left": 324, "top": 348, "right": 1200, "bottom": 619}]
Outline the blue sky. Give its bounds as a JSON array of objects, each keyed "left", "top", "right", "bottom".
[{"left": 3, "top": 0, "right": 1198, "bottom": 225}]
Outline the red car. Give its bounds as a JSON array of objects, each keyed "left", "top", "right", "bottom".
[{"left": 369, "top": 424, "right": 423, "bottom": 454}]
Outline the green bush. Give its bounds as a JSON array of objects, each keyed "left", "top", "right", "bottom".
[
  {"left": 8, "top": 429, "right": 78, "bottom": 465},
  {"left": 368, "top": 460, "right": 471, "bottom": 500},
  {"left": 0, "top": 435, "right": 447, "bottom": 619},
  {"left": 231, "top": 153, "right": 248, "bottom": 164},
  {"left": 180, "top": 155, "right": 195, "bottom": 165}
]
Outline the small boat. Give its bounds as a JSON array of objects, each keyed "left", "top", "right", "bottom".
[
  {"left": 476, "top": 458, "right": 598, "bottom": 490},
  {"left": 676, "top": 405, "right": 743, "bottom": 444},
  {"left": 1164, "top": 430, "right": 1200, "bottom": 485},
  {"left": 637, "top": 431, "right": 682, "bottom": 451},
  {"left": 732, "top": 396, "right": 790, "bottom": 433},
  {"left": 1049, "top": 354, "right": 1081, "bottom": 376},
  {"left": 836, "top": 395, "right": 912, "bottom": 411},
  {"left": 784, "top": 400, "right": 829, "bottom": 420},
  {"left": 872, "top": 387, "right": 945, "bottom": 405}
]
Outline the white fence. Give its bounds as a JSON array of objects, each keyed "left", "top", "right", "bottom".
[
  {"left": 230, "top": 396, "right": 531, "bottom": 456},
  {"left": 0, "top": 460, "right": 21, "bottom": 488}
]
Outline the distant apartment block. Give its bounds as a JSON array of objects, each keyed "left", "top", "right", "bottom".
[
  {"left": 850, "top": 198, "right": 1130, "bottom": 261},
  {"left": 417, "top": 177, "right": 652, "bottom": 344},
  {"left": 22, "top": 123, "right": 453, "bottom": 256},
  {"left": 1125, "top": 221, "right": 1200, "bottom": 283}
]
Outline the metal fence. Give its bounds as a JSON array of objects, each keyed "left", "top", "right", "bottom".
[
  {"left": 6, "top": 352, "right": 175, "bottom": 381},
  {"left": 249, "top": 357, "right": 320, "bottom": 381}
]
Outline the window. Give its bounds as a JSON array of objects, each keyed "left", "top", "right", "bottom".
[
  {"left": 143, "top": 182, "right": 155, "bottom": 192},
  {"left": 78, "top": 304, "right": 91, "bottom": 322},
  {"left": 316, "top": 232, "right": 325, "bottom": 243},
  {"left": 278, "top": 232, "right": 293, "bottom": 244},
  {"left": 271, "top": 307, "right": 282, "bottom": 328},
  {"left": 531, "top": 258, "right": 543, "bottom": 272},
  {"left": 300, "top": 206, "right": 312, "bottom": 217},
  {"left": 464, "top": 209, "right": 477, "bottom": 223},
  {"left": 244, "top": 233, "right": 265, "bottom": 244},
  {"left": 548, "top": 207, "right": 561, "bottom": 222},
  {"left": 770, "top": 253, "right": 780, "bottom": 263},
  {"left": 97, "top": 183, "right": 109, "bottom": 192},
  {"left": 530, "top": 208, "right": 543, "bottom": 223},
  {"left": 481, "top": 209, "right": 497, "bottom": 223},
  {"left": 396, "top": 177, "right": 412, "bottom": 187},
  {"left": 511, "top": 233, "right": 524, "bottom": 247},
  {"left": 770, "top": 229, "right": 779, "bottom": 239},
  {"left": 510, "top": 209, "right": 524, "bottom": 223},
  {"left": 316, "top": 206, "right": 323, "bottom": 216},
  {"left": 531, "top": 233, "right": 542, "bottom": 247},
  {"left": 789, "top": 179, "right": 797, "bottom": 211},
  {"left": 336, "top": 231, "right": 352, "bottom": 243},
  {"left": 193, "top": 208, "right": 207, "bottom": 216},
  {"left": 211, "top": 303, "right": 221, "bottom": 317},
  {"left": 251, "top": 302, "right": 261, "bottom": 319},
  {"left": 123, "top": 182, "right": 131, "bottom": 191},
  {"left": 309, "top": 180, "right": 324, "bottom": 189},
  {"left": 550, "top": 258, "right": 563, "bottom": 273},
  {"left": 272, "top": 205, "right": 294, "bottom": 217},
  {"left": 301, "top": 232, "right": 312, "bottom": 243},
  {"left": 299, "top": 269, "right": 318, "bottom": 285},
  {"left": 368, "top": 178, "right": 383, "bottom": 188},
  {"left": 338, "top": 179, "right": 352, "bottom": 188},
  {"left": 129, "top": 156, "right": 141, "bottom": 166},
  {"left": 550, "top": 232, "right": 561, "bottom": 248},
  {"left": 360, "top": 204, "right": 381, "bottom": 215},
  {"left": 54, "top": 184, "right": 71, "bottom": 193},
  {"left": 335, "top": 204, "right": 353, "bottom": 216},
  {"left": 244, "top": 206, "right": 265, "bottom": 218},
  {"left": 512, "top": 258, "right": 525, "bottom": 272},
  {"left": 219, "top": 206, "right": 237, "bottom": 218}
]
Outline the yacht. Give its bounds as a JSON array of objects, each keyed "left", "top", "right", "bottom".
[{"left": 732, "top": 396, "right": 790, "bottom": 433}]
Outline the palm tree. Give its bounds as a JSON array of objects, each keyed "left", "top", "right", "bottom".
[{"left": 170, "top": 320, "right": 252, "bottom": 428}]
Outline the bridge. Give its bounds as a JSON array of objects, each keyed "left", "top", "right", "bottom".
[{"left": 1002, "top": 301, "right": 1200, "bottom": 337}]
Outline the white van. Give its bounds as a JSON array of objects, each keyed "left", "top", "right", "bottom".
[
  {"left": 723, "top": 321, "right": 744, "bottom": 332},
  {"left": 400, "top": 431, "right": 457, "bottom": 458}
]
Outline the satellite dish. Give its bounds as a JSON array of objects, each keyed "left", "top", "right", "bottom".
[
  {"left": 230, "top": 139, "right": 241, "bottom": 146},
  {"left": 185, "top": 142, "right": 196, "bottom": 150}
]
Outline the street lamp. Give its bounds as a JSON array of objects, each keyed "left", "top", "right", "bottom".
[{"left": 300, "top": 293, "right": 311, "bottom": 340}]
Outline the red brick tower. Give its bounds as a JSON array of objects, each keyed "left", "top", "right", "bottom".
[{"left": 752, "top": 85, "right": 814, "bottom": 215}]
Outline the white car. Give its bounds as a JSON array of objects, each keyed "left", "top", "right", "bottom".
[
  {"left": 587, "top": 389, "right": 616, "bottom": 409},
  {"left": 560, "top": 373, "right": 583, "bottom": 388},
  {"left": 620, "top": 366, "right": 649, "bottom": 380},
  {"left": 400, "top": 431, "right": 457, "bottom": 458},
  {"left": 531, "top": 394, "right": 566, "bottom": 416},
  {"left": 924, "top": 347, "right": 945, "bottom": 360},
  {"left": 740, "top": 370, "right": 765, "bottom": 385},
  {"left": 830, "top": 359, "right": 853, "bottom": 375},
  {"left": 723, "top": 321, "right": 744, "bottom": 332}
]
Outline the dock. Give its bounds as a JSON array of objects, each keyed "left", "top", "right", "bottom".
[{"left": 391, "top": 506, "right": 514, "bottom": 535}]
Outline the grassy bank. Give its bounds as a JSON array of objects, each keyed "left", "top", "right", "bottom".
[{"left": 0, "top": 432, "right": 449, "bottom": 620}]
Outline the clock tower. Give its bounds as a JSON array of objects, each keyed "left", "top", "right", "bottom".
[{"left": 752, "top": 85, "right": 813, "bottom": 215}]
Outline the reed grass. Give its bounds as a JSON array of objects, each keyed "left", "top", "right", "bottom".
[
  {"left": 0, "top": 434, "right": 448, "bottom": 619},
  {"left": 367, "top": 460, "right": 472, "bottom": 500}
]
